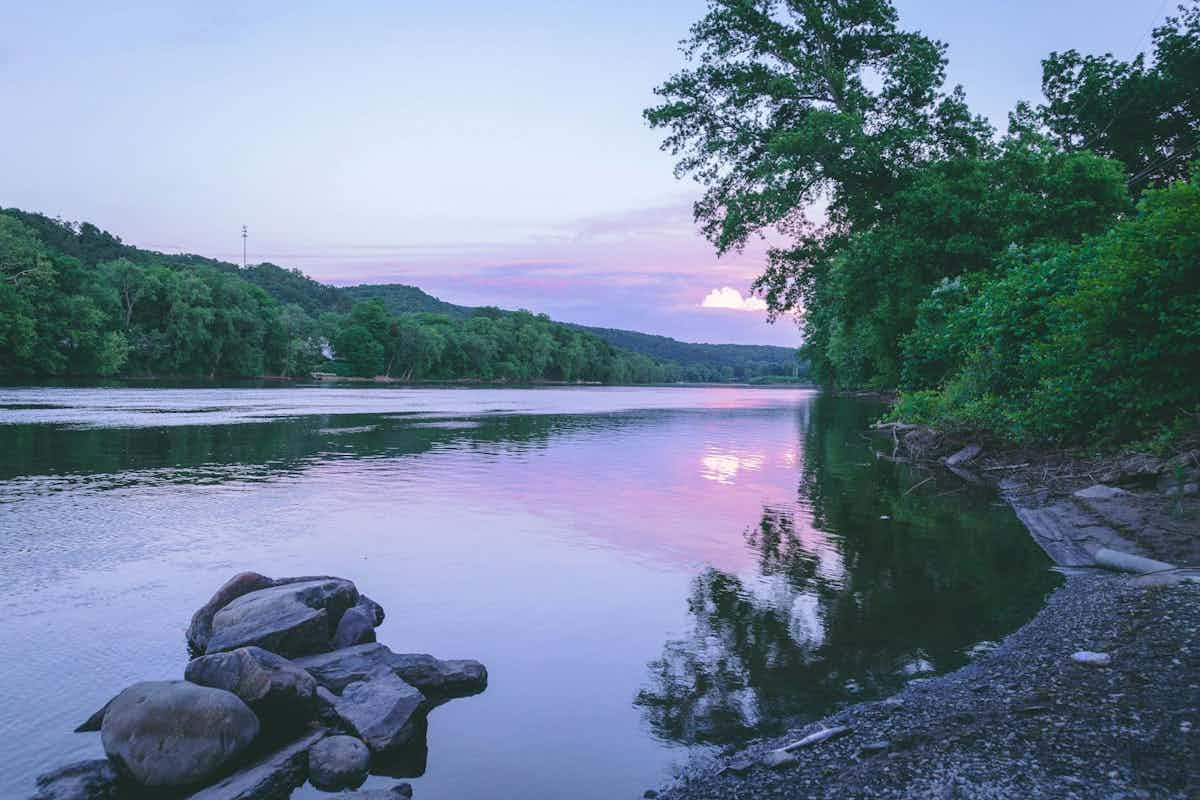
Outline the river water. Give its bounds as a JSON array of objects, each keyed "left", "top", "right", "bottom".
[{"left": 0, "top": 386, "right": 1058, "bottom": 798}]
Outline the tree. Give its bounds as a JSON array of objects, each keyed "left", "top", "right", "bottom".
[
  {"left": 1040, "top": 3, "right": 1200, "bottom": 190},
  {"left": 645, "top": 0, "right": 984, "bottom": 260},
  {"left": 334, "top": 324, "right": 384, "bottom": 377}
]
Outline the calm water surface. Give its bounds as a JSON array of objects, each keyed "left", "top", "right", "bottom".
[{"left": 0, "top": 386, "right": 1058, "bottom": 798}]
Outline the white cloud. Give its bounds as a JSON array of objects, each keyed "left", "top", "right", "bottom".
[{"left": 700, "top": 286, "right": 768, "bottom": 312}]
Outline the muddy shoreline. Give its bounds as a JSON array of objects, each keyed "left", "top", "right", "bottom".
[{"left": 654, "top": 434, "right": 1199, "bottom": 799}]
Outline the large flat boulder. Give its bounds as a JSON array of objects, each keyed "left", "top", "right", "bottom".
[
  {"left": 100, "top": 681, "right": 260, "bottom": 788},
  {"left": 186, "top": 729, "right": 326, "bottom": 800},
  {"left": 188, "top": 572, "right": 275, "bottom": 655},
  {"left": 207, "top": 578, "right": 358, "bottom": 657},
  {"left": 333, "top": 671, "right": 428, "bottom": 753},
  {"left": 32, "top": 760, "right": 125, "bottom": 800},
  {"left": 185, "top": 646, "right": 317, "bottom": 726},
  {"left": 296, "top": 643, "right": 487, "bottom": 697}
]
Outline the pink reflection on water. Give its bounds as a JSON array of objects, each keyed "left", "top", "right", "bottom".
[{"left": 303, "top": 404, "right": 844, "bottom": 583}]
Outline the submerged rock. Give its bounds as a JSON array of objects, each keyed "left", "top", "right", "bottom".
[
  {"left": 334, "top": 670, "right": 428, "bottom": 753},
  {"left": 296, "top": 643, "right": 487, "bottom": 697},
  {"left": 186, "top": 729, "right": 326, "bottom": 800},
  {"left": 331, "top": 783, "right": 413, "bottom": 799},
  {"left": 185, "top": 646, "right": 317, "bottom": 725},
  {"left": 309, "top": 735, "right": 372, "bottom": 791},
  {"left": 32, "top": 760, "right": 124, "bottom": 800},
  {"left": 207, "top": 577, "right": 358, "bottom": 657},
  {"left": 100, "top": 681, "right": 260, "bottom": 788}
]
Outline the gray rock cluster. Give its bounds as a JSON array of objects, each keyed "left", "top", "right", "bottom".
[{"left": 34, "top": 571, "right": 487, "bottom": 800}]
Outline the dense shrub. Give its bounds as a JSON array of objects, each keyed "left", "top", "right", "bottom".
[{"left": 893, "top": 172, "right": 1200, "bottom": 443}]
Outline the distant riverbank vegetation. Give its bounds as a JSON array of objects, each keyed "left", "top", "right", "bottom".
[
  {"left": 647, "top": 0, "right": 1199, "bottom": 444},
  {"left": 0, "top": 210, "right": 804, "bottom": 384}
]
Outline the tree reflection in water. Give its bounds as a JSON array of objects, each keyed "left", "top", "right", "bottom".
[{"left": 636, "top": 397, "right": 1060, "bottom": 746}]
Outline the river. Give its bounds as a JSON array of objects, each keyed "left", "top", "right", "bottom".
[{"left": 0, "top": 385, "right": 1059, "bottom": 799}]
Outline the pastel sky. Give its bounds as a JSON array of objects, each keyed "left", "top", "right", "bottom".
[{"left": 0, "top": 1, "right": 1165, "bottom": 345}]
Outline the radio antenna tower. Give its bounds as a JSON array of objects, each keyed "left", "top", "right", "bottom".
[{"left": 241, "top": 225, "right": 248, "bottom": 268}]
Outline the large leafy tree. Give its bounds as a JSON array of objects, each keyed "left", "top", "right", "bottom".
[
  {"left": 644, "top": 0, "right": 983, "bottom": 259},
  {"left": 1040, "top": 2, "right": 1200, "bottom": 189},
  {"left": 647, "top": 0, "right": 1133, "bottom": 389}
]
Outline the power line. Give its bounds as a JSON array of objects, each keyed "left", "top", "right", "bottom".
[{"left": 1077, "top": 0, "right": 1173, "bottom": 153}]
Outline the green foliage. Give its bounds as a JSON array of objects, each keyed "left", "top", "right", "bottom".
[
  {"left": 894, "top": 174, "right": 1200, "bottom": 443},
  {"left": 0, "top": 211, "right": 693, "bottom": 384},
  {"left": 1040, "top": 4, "right": 1200, "bottom": 189},
  {"left": 652, "top": 0, "right": 1200, "bottom": 442}
]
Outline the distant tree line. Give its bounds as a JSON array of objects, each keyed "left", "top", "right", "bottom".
[{"left": 0, "top": 211, "right": 796, "bottom": 384}]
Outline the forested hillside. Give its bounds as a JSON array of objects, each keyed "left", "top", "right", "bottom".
[
  {"left": 0, "top": 210, "right": 799, "bottom": 383},
  {"left": 648, "top": 0, "right": 1200, "bottom": 444},
  {"left": 342, "top": 283, "right": 470, "bottom": 319},
  {"left": 340, "top": 284, "right": 802, "bottom": 381}
]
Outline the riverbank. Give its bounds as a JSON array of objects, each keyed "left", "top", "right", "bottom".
[
  {"left": 655, "top": 431, "right": 1199, "bottom": 799},
  {"left": 656, "top": 574, "right": 1197, "bottom": 799}
]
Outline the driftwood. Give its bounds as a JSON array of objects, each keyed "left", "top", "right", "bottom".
[{"left": 761, "top": 726, "right": 854, "bottom": 768}]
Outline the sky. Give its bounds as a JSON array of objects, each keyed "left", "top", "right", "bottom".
[{"left": 0, "top": 1, "right": 1170, "bottom": 345}]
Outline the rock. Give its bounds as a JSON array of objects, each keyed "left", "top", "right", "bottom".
[
  {"left": 357, "top": 594, "right": 386, "bottom": 626},
  {"left": 719, "top": 756, "right": 755, "bottom": 776},
  {"left": 903, "top": 427, "right": 938, "bottom": 456},
  {"left": 1164, "top": 482, "right": 1199, "bottom": 497},
  {"left": 74, "top": 698, "right": 113, "bottom": 733},
  {"left": 296, "top": 643, "right": 487, "bottom": 697},
  {"left": 334, "top": 670, "right": 428, "bottom": 753},
  {"left": 207, "top": 577, "right": 358, "bottom": 657},
  {"left": 188, "top": 571, "right": 275, "bottom": 654},
  {"left": 296, "top": 644, "right": 395, "bottom": 692},
  {"left": 1130, "top": 567, "right": 1200, "bottom": 587},
  {"left": 944, "top": 444, "right": 981, "bottom": 467},
  {"left": 32, "top": 760, "right": 125, "bottom": 800},
  {"left": 1073, "top": 484, "right": 1129, "bottom": 500},
  {"left": 761, "top": 748, "right": 798, "bottom": 769},
  {"left": 1071, "top": 651, "right": 1112, "bottom": 666},
  {"left": 100, "top": 681, "right": 260, "bottom": 788},
  {"left": 1075, "top": 493, "right": 1147, "bottom": 533},
  {"left": 186, "top": 729, "right": 325, "bottom": 800},
  {"left": 309, "top": 735, "right": 371, "bottom": 791},
  {"left": 332, "top": 605, "right": 377, "bottom": 649},
  {"left": 185, "top": 646, "right": 317, "bottom": 725},
  {"left": 331, "top": 784, "right": 413, "bottom": 799},
  {"left": 389, "top": 653, "right": 488, "bottom": 697},
  {"left": 859, "top": 740, "right": 891, "bottom": 756},
  {"left": 316, "top": 685, "right": 340, "bottom": 726},
  {"left": 1100, "top": 453, "right": 1163, "bottom": 486},
  {"left": 1093, "top": 548, "right": 1175, "bottom": 575},
  {"left": 644, "top": 791, "right": 659, "bottom": 798}
]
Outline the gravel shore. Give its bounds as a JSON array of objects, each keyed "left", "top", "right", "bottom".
[{"left": 656, "top": 574, "right": 1198, "bottom": 799}]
